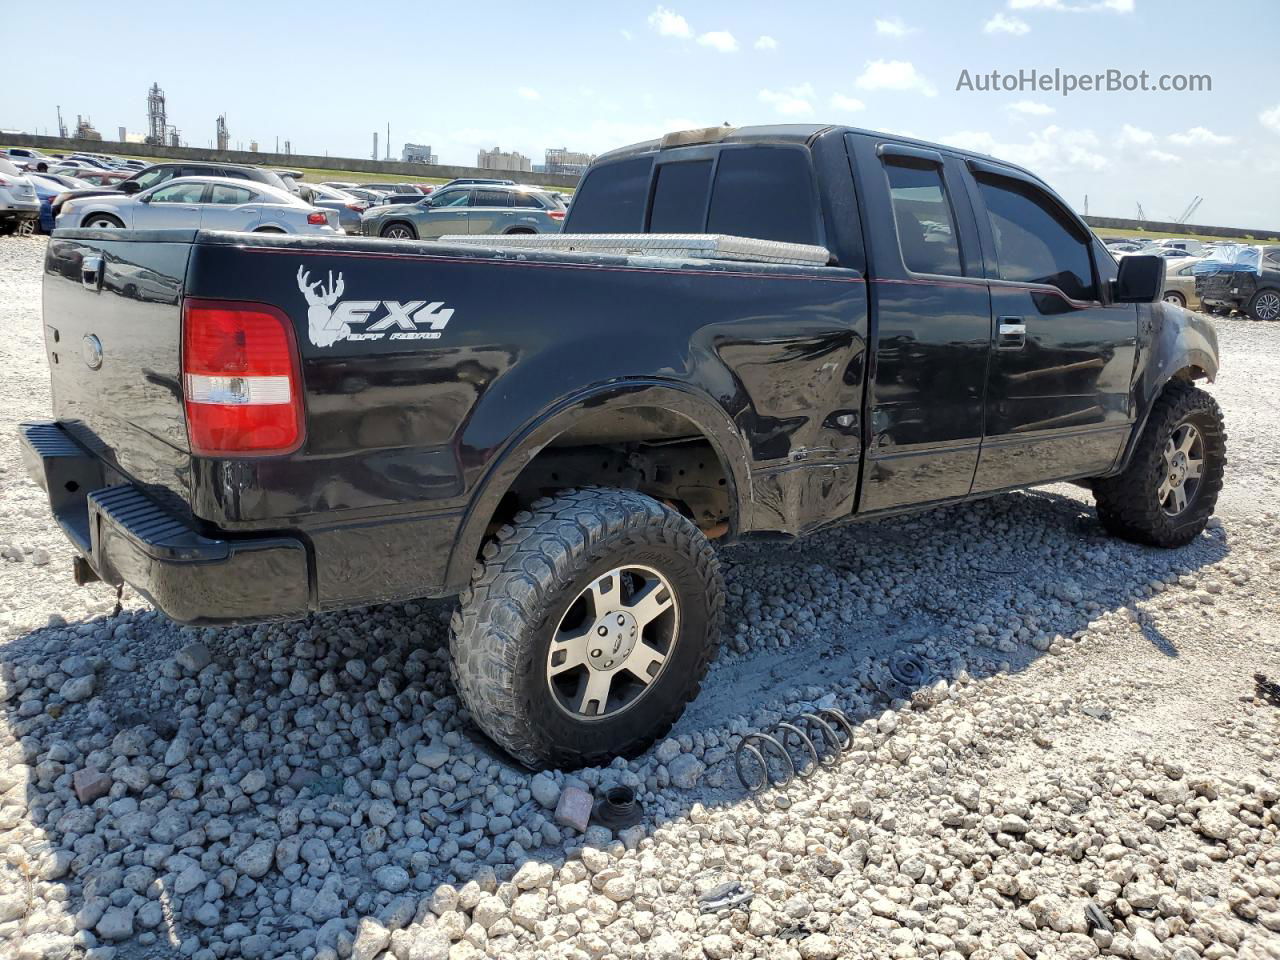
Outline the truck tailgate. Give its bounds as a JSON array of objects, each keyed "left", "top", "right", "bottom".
[{"left": 42, "top": 231, "right": 194, "bottom": 514}]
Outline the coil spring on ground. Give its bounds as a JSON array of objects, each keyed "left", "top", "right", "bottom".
[{"left": 733, "top": 708, "right": 857, "bottom": 795}]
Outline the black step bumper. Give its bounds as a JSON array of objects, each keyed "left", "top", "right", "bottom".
[{"left": 18, "top": 421, "right": 311, "bottom": 625}]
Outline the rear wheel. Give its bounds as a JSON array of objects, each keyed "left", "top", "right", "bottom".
[
  {"left": 1092, "top": 381, "right": 1225, "bottom": 547},
  {"left": 1162, "top": 291, "right": 1186, "bottom": 308},
  {"left": 381, "top": 222, "right": 416, "bottom": 240},
  {"left": 83, "top": 214, "right": 123, "bottom": 229},
  {"left": 1248, "top": 289, "right": 1280, "bottom": 322},
  {"left": 450, "top": 487, "right": 724, "bottom": 769}
]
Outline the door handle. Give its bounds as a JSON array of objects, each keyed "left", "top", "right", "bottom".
[
  {"left": 997, "top": 318, "right": 1026, "bottom": 350},
  {"left": 81, "top": 255, "right": 103, "bottom": 292}
]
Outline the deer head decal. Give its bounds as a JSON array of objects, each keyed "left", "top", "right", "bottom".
[{"left": 297, "top": 266, "right": 348, "bottom": 347}]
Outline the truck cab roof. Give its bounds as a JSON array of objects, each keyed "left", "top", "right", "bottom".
[{"left": 595, "top": 123, "right": 1052, "bottom": 189}]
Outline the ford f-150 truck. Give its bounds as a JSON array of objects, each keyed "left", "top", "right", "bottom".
[{"left": 21, "top": 124, "right": 1225, "bottom": 769}]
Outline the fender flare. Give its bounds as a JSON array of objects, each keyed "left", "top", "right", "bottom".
[
  {"left": 444, "top": 379, "right": 753, "bottom": 591},
  {"left": 1114, "top": 304, "right": 1218, "bottom": 473}
]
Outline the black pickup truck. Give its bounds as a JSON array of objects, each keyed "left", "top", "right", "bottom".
[{"left": 21, "top": 124, "right": 1224, "bottom": 769}]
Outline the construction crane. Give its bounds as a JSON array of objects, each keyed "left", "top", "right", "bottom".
[{"left": 1175, "top": 196, "right": 1203, "bottom": 224}]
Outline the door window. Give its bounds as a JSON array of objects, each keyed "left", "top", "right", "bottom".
[
  {"left": 473, "top": 190, "right": 511, "bottom": 207},
  {"left": 977, "top": 175, "right": 1097, "bottom": 301},
  {"left": 131, "top": 167, "right": 178, "bottom": 191},
  {"left": 649, "top": 160, "right": 712, "bottom": 232},
  {"left": 149, "top": 182, "right": 208, "bottom": 204},
  {"left": 883, "top": 158, "right": 962, "bottom": 276},
  {"left": 431, "top": 189, "right": 471, "bottom": 208},
  {"left": 511, "top": 192, "right": 545, "bottom": 208},
  {"left": 209, "top": 184, "right": 255, "bottom": 205}
]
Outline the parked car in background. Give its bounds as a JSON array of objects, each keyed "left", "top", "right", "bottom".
[
  {"left": 51, "top": 161, "right": 294, "bottom": 218},
  {"left": 438, "top": 177, "right": 516, "bottom": 189},
  {"left": 57, "top": 177, "right": 338, "bottom": 234},
  {"left": 0, "top": 156, "right": 39, "bottom": 234},
  {"left": 342, "top": 187, "right": 391, "bottom": 205},
  {"left": 29, "top": 173, "right": 90, "bottom": 233},
  {"left": 306, "top": 182, "right": 367, "bottom": 234},
  {"left": 361, "top": 184, "right": 565, "bottom": 239},
  {"left": 75, "top": 170, "right": 133, "bottom": 188},
  {"left": 3, "top": 147, "right": 55, "bottom": 172},
  {"left": 319, "top": 181, "right": 359, "bottom": 190},
  {"left": 1196, "top": 244, "right": 1280, "bottom": 320},
  {"left": 380, "top": 193, "right": 432, "bottom": 206},
  {"left": 359, "top": 181, "right": 428, "bottom": 195},
  {"left": 1159, "top": 257, "right": 1203, "bottom": 310},
  {"left": 1155, "top": 238, "right": 1206, "bottom": 256}
]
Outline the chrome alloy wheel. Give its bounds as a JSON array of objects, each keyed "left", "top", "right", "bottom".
[
  {"left": 1254, "top": 291, "right": 1280, "bottom": 321},
  {"left": 1158, "top": 422, "right": 1205, "bottom": 517},
  {"left": 546, "top": 565, "right": 679, "bottom": 719}
]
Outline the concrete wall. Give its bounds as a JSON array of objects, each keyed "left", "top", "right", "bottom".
[
  {"left": 1083, "top": 215, "right": 1280, "bottom": 242},
  {"left": 3, "top": 133, "right": 581, "bottom": 189}
]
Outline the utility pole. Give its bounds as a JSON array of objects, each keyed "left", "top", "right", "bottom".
[
  {"left": 386, "top": 122, "right": 391, "bottom": 161},
  {"left": 56, "top": 105, "right": 67, "bottom": 139}
]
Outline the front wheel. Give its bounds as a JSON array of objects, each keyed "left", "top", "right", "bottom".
[
  {"left": 1092, "top": 382, "right": 1226, "bottom": 547},
  {"left": 450, "top": 488, "right": 725, "bottom": 769},
  {"left": 1248, "top": 289, "right": 1280, "bottom": 322},
  {"left": 1162, "top": 291, "right": 1186, "bottom": 308},
  {"left": 381, "top": 223, "right": 416, "bottom": 240},
  {"left": 83, "top": 215, "right": 123, "bottom": 229}
]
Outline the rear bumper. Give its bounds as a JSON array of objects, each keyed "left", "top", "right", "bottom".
[{"left": 19, "top": 421, "right": 311, "bottom": 625}]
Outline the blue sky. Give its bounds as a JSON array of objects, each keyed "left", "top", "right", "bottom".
[{"left": 4, "top": 0, "right": 1279, "bottom": 228}]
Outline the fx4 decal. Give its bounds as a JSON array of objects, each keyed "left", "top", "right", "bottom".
[{"left": 297, "top": 266, "right": 455, "bottom": 348}]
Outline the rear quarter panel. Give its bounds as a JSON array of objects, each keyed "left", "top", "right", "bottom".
[{"left": 185, "top": 233, "right": 868, "bottom": 603}]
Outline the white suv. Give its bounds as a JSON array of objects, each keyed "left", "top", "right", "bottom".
[{"left": 0, "top": 157, "right": 39, "bottom": 235}]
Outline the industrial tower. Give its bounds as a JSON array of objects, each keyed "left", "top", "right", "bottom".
[
  {"left": 216, "top": 114, "right": 229, "bottom": 152},
  {"left": 146, "top": 83, "right": 167, "bottom": 146}
]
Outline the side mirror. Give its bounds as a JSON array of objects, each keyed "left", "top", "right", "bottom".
[
  {"left": 1113, "top": 255, "right": 1165, "bottom": 304},
  {"left": 119, "top": 180, "right": 141, "bottom": 195}
]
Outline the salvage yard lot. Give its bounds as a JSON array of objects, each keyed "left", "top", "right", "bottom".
[{"left": 0, "top": 234, "right": 1277, "bottom": 959}]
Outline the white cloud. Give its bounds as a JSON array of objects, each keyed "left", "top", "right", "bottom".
[
  {"left": 1260, "top": 104, "right": 1280, "bottom": 134},
  {"left": 945, "top": 125, "right": 1108, "bottom": 173},
  {"left": 1167, "top": 126, "right": 1234, "bottom": 146},
  {"left": 830, "top": 94, "right": 867, "bottom": 112},
  {"left": 1008, "top": 100, "right": 1054, "bottom": 116},
  {"left": 984, "top": 12, "right": 1031, "bottom": 33},
  {"left": 754, "top": 35, "right": 777, "bottom": 50},
  {"left": 854, "top": 60, "right": 937, "bottom": 96},
  {"left": 648, "top": 6, "right": 692, "bottom": 39},
  {"left": 620, "top": 28, "right": 633, "bottom": 41},
  {"left": 697, "top": 30, "right": 738, "bottom": 52},
  {"left": 516, "top": 87, "right": 540, "bottom": 101},
  {"left": 1119, "top": 124, "right": 1155, "bottom": 145},
  {"left": 1146, "top": 149, "right": 1180, "bottom": 163},
  {"left": 758, "top": 83, "right": 816, "bottom": 117},
  {"left": 874, "top": 17, "right": 915, "bottom": 36}
]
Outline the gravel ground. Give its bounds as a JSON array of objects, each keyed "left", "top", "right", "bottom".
[{"left": 1, "top": 233, "right": 1278, "bottom": 960}]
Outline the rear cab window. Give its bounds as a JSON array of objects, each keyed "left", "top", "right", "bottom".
[
  {"left": 565, "top": 156, "right": 653, "bottom": 233},
  {"left": 706, "top": 147, "right": 820, "bottom": 245},
  {"left": 648, "top": 160, "right": 712, "bottom": 232}
]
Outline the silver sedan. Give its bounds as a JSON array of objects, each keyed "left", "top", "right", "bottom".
[{"left": 56, "top": 177, "right": 339, "bottom": 234}]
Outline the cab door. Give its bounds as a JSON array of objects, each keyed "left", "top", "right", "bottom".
[
  {"left": 135, "top": 180, "right": 207, "bottom": 228},
  {"left": 846, "top": 135, "right": 992, "bottom": 513},
  {"left": 199, "top": 182, "right": 263, "bottom": 232},
  {"left": 416, "top": 187, "right": 473, "bottom": 237},
  {"left": 964, "top": 161, "right": 1137, "bottom": 491},
  {"left": 466, "top": 188, "right": 512, "bottom": 234}
]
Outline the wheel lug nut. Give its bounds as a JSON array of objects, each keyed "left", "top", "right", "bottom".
[
  {"left": 591, "top": 649, "right": 602, "bottom": 657},
  {"left": 597, "top": 626, "right": 608, "bottom": 636},
  {"left": 616, "top": 615, "right": 625, "bottom": 625}
]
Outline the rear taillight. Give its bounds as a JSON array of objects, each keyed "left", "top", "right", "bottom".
[
  {"left": 307, "top": 211, "right": 328, "bottom": 225},
  {"left": 181, "top": 299, "right": 304, "bottom": 457},
  {"left": 548, "top": 210, "right": 566, "bottom": 221},
  {"left": 345, "top": 202, "right": 368, "bottom": 211}
]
